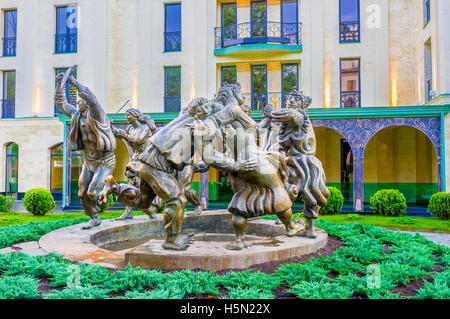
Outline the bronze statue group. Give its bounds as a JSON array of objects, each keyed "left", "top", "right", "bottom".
[{"left": 55, "top": 66, "right": 329, "bottom": 251}]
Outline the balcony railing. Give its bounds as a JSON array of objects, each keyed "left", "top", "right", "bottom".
[
  {"left": 2, "top": 37, "right": 16, "bottom": 56},
  {"left": 164, "top": 31, "right": 181, "bottom": 52},
  {"left": 215, "top": 21, "right": 301, "bottom": 49},
  {"left": 1, "top": 98, "right": 15, "bottom": 118},
  {"left": 242, "top": 92, "right": 293, "bottom": 110},
  {"left": 164, "top": 96, "right": 181, "bottom": 112},
  {"left": 55, "top": 33, "right": 77, "bottom": 54},
  {"left": 340, "top": 91, "right": 361, "bottom": 108},
  {"left": 340, "top": 21, "right": 360, "bottom": 43}
]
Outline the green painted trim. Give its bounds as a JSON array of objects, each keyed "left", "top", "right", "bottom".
[
  {"left": 441, "top": 114, "right": 446, "bottom": 192},
  {"left": 214, "top": 43, "right": 302, "bottom": 56}
]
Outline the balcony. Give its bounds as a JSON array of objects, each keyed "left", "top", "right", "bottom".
[
  {"left": 1, "top": 99, "right": 15, "bottom": 118},
  {"left": 340, "top": 91, "right": 361, "bottom": 108},
  {"left": 164, "top": 31, "right": 181, "bottom": 52},
  {"left": 243, "top": 92, "right": 292, "bottom": 110},
  {"left": 164, "top": 96, "right": 181, "bottom": 112},
  {"left": 2, "top": 37, "right": 16, "bottom": 57},
  {"left": 340, "top": 21, "right": 360, "bottom": 43},
  {"left": 55, "top": 33, "right": 77, "bottom": 54},
  {"left": 214, "top": 21, "right": 302, "bottom": 56}
]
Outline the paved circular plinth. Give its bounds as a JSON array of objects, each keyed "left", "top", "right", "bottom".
[{"left": 39, "top": 210, "right": 328, "bottom": 270}]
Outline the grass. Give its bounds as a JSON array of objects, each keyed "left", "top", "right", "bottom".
[
  {"left": 261, "top": 213, "right": 450, "bottom": 233},
  {"left": 0, "top": 220, "right": 448, "bottom": 299}
]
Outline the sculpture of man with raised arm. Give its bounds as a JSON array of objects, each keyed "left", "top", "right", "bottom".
[{"left": 55, "top": 67, "right": 116, "bottom": 229}]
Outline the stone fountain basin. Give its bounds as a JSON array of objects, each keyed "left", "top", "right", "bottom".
[{"left": 39, "top": 210, "right": 327, "bottom": 271}]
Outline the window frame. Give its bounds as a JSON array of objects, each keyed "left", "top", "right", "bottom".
[
  {"left": 339, "top": 57, "right": 361, "bottom": 108},
  {"left": 339, "top": 0, "right": 360, "bottom": 43},
  {"left": 55, "top": 5, "right": 78, "bottom": 54},
  {"left": 164, "top": 66, "right": 181, "bottom": 112},
  {"left": 221, "top": 65, "right": 237, "bottom": 86},
  {"left": 164, "top": 3, "right": 182, "bottom": 52},
  {"left": 3, "top": 9, "right": 17, "bottom": 57},
  {"left": 281, "top": 62, "right": 299, "bottom": 107},
  {"left": 5, "top": 142, "right": 18, "bottom": 196},
  {"left": 1, "top": 70, "right": 15, "bottom": 118},
  {"left": 50, "top": 143, "right": 64, "bottom": 194}
]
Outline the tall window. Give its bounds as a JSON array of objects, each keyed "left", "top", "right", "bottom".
[
  {"left": 50, "top": 144, "right": 63, "bottom": 195},
  {"left": 281, "top": 0, "right": 299, "bottom": 44},
  {"left": 423, "top": 0, "right": 431, "bottom": 26},
  {"left": 221, "top": 65, "right": 237, "bottom": 86},
  {"left": 340, "top": 59, "right": 360, "bottom": 107},
  {"left": 282, "top": 63, "right": 299, "bottom": 107},
  {"left": 251, "top": 64, "right": 267, "bottom": 110},
  {"left": 54, "top": 67, "right": 78, "bottom": 115},
  {"left": 424, "top": 40, "right": 433, "bottom": 102},
  {"left": 5, "top": 142, "right": 18, "bottom": 197},
  {"left": 164, "top": 66, "right": 181, "bottom": 112},
  {"left": 164, "top": 3, "right": 181, "bottom": 52},
  {"left": 3, "top": 9, "right": 16, "bottom": 57},
  {"left": 55, "top": 5, "right": 77, "bottom": 53},
  {"left": 221, "top": 3, "right": 237, "bottom": 47},
  {"left": 1, "top": 70, "right": 15, "bottom": 118},
  {"left": 251, "top": 1, "right": 267, "bottom": 38},
  {"left": 339, "top": 0, "right": 360, "bottom": 43}
]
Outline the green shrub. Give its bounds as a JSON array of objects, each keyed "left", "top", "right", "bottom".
[
  {"left": 320, "top": 186, "right": 344, "bottom": 215},
  {"left": 369, "top": 189, "right": 407, "bottom": 217},
  {"left": 23, "top": 188, "right": 56, "bottom": 216},
  {"left": 0, "top": 194, "right": 15, "bottom": 212},
  {"left": 98, "top": 194, "right": 115, "bottom": 213},
  {"left": 427, "top": 192, "right": 450, "bottom": 220},
  {"left": 345, "top": 214, "right": 363, "bottom": 221}
]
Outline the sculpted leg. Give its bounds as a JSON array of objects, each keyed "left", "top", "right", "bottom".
[
  {"left": 297, "top": 203, "right": 319, "bottom": 238},
  {"left": 78, "top": 164, "right": 101, "bottom": 230},
  {"left": 276, "top": 208, "right": 302, "bottom": 237},
  {"left": 225, "top": 215, "right": 248, "bottom": 250},
  {"left": 139, "top": 164, "right": 193, "bottom": 250}
]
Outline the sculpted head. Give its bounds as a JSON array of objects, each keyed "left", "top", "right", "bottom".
[
  {"left": 77, "top": 99, "right": 88, "bottom": 115},
  {"left": 187, "top": 97, "right": 211, "bottom": 119},
  {"left": 216, "top": 82, "right": 244, "bottom": 106},
  {"left": 285, "top": 90, "right": 312, "bottom": 112}
]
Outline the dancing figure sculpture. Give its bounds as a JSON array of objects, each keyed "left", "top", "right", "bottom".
[
  {"left": 55, "top": 66, "right": 116, "bottom": 229},
  {"left": 112, "top": 108, "right": 157, "bottom": 220}
]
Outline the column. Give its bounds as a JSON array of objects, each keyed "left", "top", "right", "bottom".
[
  {"left": 199, "top": 171, "right": 209, "bottom": 209},
  {"left": 267, "top": 61, "right": 281, "bottom": 108},
  {"left": 236, "top": 62, "right": 251, "bottom": 98},
  {"left": 353, "top": 147, "right": 364, "bottom": 212},
  {"left": 267, "top": 0, "right": 281, "bottom": 22}
]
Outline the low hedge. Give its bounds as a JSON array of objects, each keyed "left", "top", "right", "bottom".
[
  {"left": 369, "top": 189, "right": 407, "bottom": 217},
  {"left": 320, "top": 187, "right": 344, "bottom": 215},
  {"left": 23, "top": 189, "right": 56, "bottom": 216},
  {"left": 428, "top": 192, "right": 450, "bottom": 220}
]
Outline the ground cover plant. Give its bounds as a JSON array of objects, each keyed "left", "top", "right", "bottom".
[{"left": 0, "top": 218, "right": 448, "bottom": 299}]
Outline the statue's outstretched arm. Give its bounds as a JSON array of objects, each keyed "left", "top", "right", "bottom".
[
  {"left": 121, "top": 126, "right": 149, "bottom": 145},
  {"left": 54, "top": 75, "right": 78, "bottom": 117},
  {"left": 69, "top": 76, "right": 106, "bottom": 120}
]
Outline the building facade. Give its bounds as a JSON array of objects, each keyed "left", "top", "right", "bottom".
[{"left": 0, "top": 0, "right": 449, "bottom": 212}]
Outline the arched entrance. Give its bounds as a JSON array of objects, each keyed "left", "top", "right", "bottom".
[
  {"left": 364, "top": 126, "right": 437, "bottom": 205},
  {"left": 113, "top": 138, "right": 130, "bottom": 184},
  {"left": 315, "top": 127, "right": 354, "bottom": 203}
]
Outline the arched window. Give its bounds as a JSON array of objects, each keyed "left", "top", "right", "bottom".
[
  {"left": 50, "top": 144, "right": 63, "bottom": 194},
  {"left": 5, "top": 143, "right": 18, "bottom": 196}
]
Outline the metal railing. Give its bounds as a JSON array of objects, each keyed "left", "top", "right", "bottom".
[
  {"left": 242, "top": 92, "right": 293, "bottom": 110},
  {"left": 1, "top": 98, "right": 15, "bottom": 118},
  {"left": 340, "top": 21, "right": 360, "bottom": 43},
  {"left": 164, "top": 96, "right": 181, "bottom": 112},
  {"left": 164, "top": 31, "right": 181, "bottom": 52},
  {"left": 2, "top": 37, "right": 16, "bottom": 56},
  {"left": 215, "top": 21, "right": 302, "bottom": 49},
  {"left": 55, "top": 33, "right": 77, "bottom": 53},
  {"left": 340, "top": 91, "right": 361, "bottom": 108}
]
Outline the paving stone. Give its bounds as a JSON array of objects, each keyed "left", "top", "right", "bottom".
[
  {"left": 20, "top": 248, "right": 49, "bottom": 257},
  {"left": 394, "top": 230, "right": 450, "bottom": 247},
  {"left": 12, "top": 241, "right": 40, "bottom": 250},
  {"left": 0, "top": 247, "right": 14, "bottom": 255}
]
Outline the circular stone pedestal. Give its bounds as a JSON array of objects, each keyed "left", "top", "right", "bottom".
[{"left": 39, "top": 210, "right": 327, "bottom": 271}]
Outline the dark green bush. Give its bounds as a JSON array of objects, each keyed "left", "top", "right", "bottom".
[
  {"left": 369, "top": 189, "right": 406, "bottom": 217},
  {"left": 0, "top": 194, "right": 15, "bottom": 212},
  {"left": 320, "top": 186, "right": 344, "bottom": 215},
  {"left": 427, "top": 192, "right": 450, "bottom": 220},
  {"left": 23, "top": 188, "right": 56, "bottom": 216},
  {"left": 98, "top": 194, "right": 115, "bottom": 213}
]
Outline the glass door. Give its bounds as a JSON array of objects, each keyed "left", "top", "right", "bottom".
[{"left": 251, "top": 1, "right": 267, "bottom": 38}]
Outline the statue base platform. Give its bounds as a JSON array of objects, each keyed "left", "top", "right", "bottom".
[{"left": 39, "top": 210, "right": 328, "bottom": 271}]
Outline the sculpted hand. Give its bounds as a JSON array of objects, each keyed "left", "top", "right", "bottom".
[
  {"left": 271, "top": 109, "right": 295, "bottom": 122},
  {"left": 238, "top": 158, "right": 258, "bottom": 172}
]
